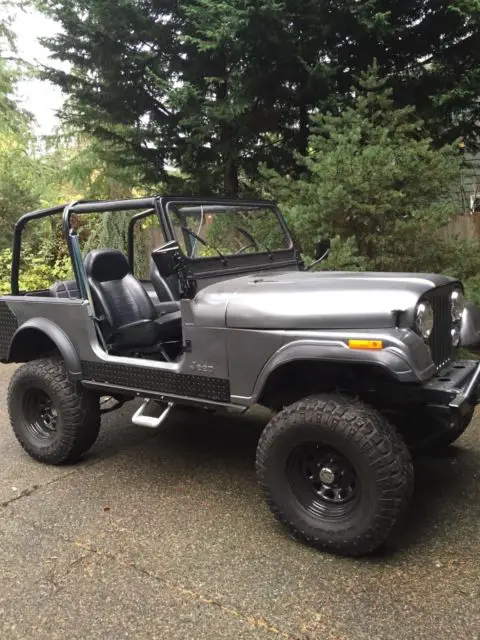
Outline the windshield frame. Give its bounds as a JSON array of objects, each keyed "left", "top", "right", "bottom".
[{"left": 161, "top": 197, "right": 294, "bottom": 263}]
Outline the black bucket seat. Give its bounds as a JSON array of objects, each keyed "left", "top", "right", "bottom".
[
  {"left": 84, "top": 249, "right": 181, "bottom": 350},
  {"left": 150, "top": 258, "right": 181, "bottom": 304}
]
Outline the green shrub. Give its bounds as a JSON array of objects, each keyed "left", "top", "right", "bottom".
[{"left": 0, "top": 247, "right": 72, "bottom": 294}]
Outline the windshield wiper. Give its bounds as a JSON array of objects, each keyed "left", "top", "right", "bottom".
[
  {"left": 235, "top": 226, "right": 274, "bottom": 259},
  {"left": 181, "top": 226, "right": 227, "bottom": 265},
  {"left": 235, "top": 226, "right": 259, "bottom": 251}
]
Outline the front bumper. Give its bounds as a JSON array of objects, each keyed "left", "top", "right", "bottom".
[{"left": 421, "top": 359, "right": 480, "bottom": 416}]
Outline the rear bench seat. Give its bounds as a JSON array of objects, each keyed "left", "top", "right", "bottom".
[{"left": 50, "top": 280, "right": 80, "bottom": 299}]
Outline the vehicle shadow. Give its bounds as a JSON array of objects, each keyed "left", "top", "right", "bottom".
[
  {"left": 370, "top": 442, "right": 479, "bottom": 559},
  {"left": 92, "top": 404, "right": 480, "bottom": 559},
  {"left": 150, "top": 406, "right": 268, "bottom": 469}
]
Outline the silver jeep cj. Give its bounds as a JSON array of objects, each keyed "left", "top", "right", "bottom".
[{"left": 1, "top": 196, "right": 480, "bottom": 556}]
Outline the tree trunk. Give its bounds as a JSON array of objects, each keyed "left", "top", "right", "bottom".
[
  {"left": 222, "top": 147, "right": 239, "bottom": 196},
  {"left": 298, "top": 97, "right": 309, "bottom": 157},
  {"left": 216, "top": 62, "right": 239, "bottom": 197}
]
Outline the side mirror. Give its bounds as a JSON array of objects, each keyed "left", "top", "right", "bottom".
[
  {"left": 315, "top": 238, "right": 331, "bottom": 260},
  {"left": 306, "top": 238, "right": 331, "bottom": 271}
]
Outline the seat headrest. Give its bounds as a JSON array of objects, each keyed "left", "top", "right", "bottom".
[{"left": 84, "top": 249, "right": 130, "bottom": 282}]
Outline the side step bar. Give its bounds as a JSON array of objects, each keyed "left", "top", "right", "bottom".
[{"left": 132, "top": 399, "right": 174, "bottom": 428}]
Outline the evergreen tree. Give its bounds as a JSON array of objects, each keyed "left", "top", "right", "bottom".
[
  {"left": 39, "top": 0, "right": 480, "bottom": 195},
  {"left": 0, "top": 13, "right": 42, "bottom": 250},
  {"left": 266, "top": 68, "right": 462, "bottom": 273}
]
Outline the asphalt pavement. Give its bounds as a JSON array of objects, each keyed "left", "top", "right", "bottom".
[{"left": 1, "top": 362, "right": 479, "bottom": 640}]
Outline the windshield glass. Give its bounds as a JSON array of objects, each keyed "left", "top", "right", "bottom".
[{"left": 166, "top": 202, "right": 290, "bottom": 259}]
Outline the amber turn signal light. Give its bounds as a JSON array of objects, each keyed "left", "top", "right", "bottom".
[{"left": 348, "top": 339, "right": 383, "bottom": 350}]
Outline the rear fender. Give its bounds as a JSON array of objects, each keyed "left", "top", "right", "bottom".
[{"left": 8, "top": 318, "right": 82, "bottom": 379}]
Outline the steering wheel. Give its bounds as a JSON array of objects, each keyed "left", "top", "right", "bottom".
[{"left": 235, "top": 243, "right": 256, "bottom": 255}]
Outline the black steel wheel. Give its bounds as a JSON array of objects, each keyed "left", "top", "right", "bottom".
[
  {"left": 22, "top": 388, "right": 59, "bottom": 441},
  {"left": 256, "top": 394, "right": 414, "bottom": 556},
  {"left": 8, "top": 357, "right": 101, "bottom": 465},
  {"left": 287, "top": 443, "right": 359, "bottom": 519}
]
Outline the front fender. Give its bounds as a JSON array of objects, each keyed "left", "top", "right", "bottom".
[
  {"left": 250, "top": 331, "right": 435, "bottom": 403},
  {"left": 9, "top": 318, "right": 82, "bottom": 380}
]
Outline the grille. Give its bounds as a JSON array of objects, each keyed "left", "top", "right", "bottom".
[{"left": 424, "top": 285, "right": 454, "bottom": 371}]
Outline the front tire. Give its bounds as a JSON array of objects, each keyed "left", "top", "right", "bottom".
[
  {"left": 256, "top": 395, "right": 414, "bottom": 556},
  {"left": 8, "top": 358, "right": 100, "bottom": 465}
]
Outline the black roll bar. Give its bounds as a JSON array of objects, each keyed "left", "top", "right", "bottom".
[
  {"left": 10, "top": 197, "right": 160, "bottom": 294},
  {"left": 10, "top": 195, "right": 284, "bottom": 295},
  {"left": 63, "top": 201, "right": 88, "bottom": 300},
  {"left": 127, "top": 208, "right": 155, "bottom": 272},
  {"left": 11, "top": 205, "right": 65, "bottom": 295},
  {"left": 61, "top": 196, "right": 158, "bottom": 235}
]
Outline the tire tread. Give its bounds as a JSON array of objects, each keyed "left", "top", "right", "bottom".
[
  {"left": 8, "top": 358, "right": 100, "bottom": 465},
  {"left": 256, "top": 394, "right": 414, "bottom": 556}
]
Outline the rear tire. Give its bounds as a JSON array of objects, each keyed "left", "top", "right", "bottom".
[
  {"left": 256, "top": 394, "right": 414, "bottom": 556},
  {"left": 8, "top": 358, "right": 100, "bottom": 465}
]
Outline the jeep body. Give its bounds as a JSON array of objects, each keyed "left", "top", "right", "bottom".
[
  {"left": 2, "top": 195, "right": 480, "bottom": 556},
  {"left": 1, "top": 196, "right": 479, "bottom": 419}
]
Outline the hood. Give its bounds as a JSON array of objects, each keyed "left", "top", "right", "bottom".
[{"left": 191, "top": 270, "right": 457, "bottom": 330}]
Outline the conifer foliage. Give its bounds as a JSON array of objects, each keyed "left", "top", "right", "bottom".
[{"left": 40, "top": 0, "right": 480, "bottom": 195}]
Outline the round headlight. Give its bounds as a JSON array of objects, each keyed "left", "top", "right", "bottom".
[
  {"left": 451, "top": 289, "right": 465, "bottom": 323},
  {"left": 415, "top": 301, "right": 434, "bottom": 339}
]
